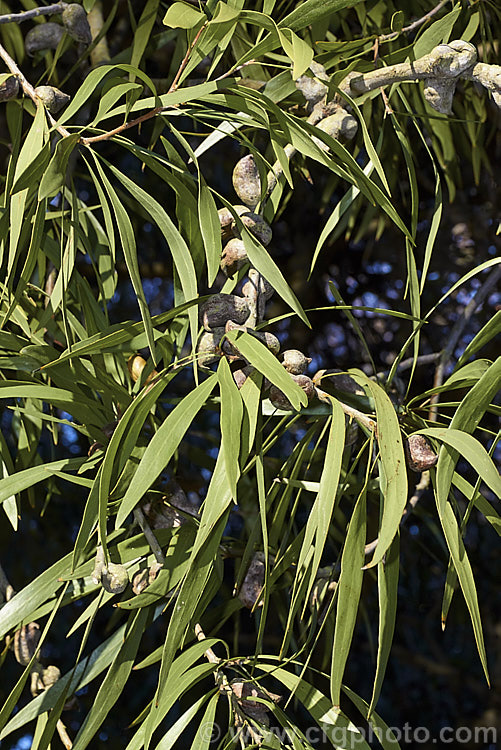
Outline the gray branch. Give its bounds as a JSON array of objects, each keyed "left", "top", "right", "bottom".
[{"left": 0, "top": 3, "right": 67, "bottom": 25}]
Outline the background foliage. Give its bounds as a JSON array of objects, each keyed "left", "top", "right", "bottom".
[{"left": 0, "top": 1, "right": 500, "bottom": 748}]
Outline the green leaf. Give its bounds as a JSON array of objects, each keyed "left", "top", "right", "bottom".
[
  {"left": 10, "top": 142, "right": 51, "bottom": 195},
  {"left": 343, "top": 685, "right": 403, "bottom": 750},
  {"left": 456, "top": 311, "right": 501, "bottom": 368},
  {"left": 413, "top": 4, "right": 461, "bottom": 58},
  {"left": 331, "top": 489, "right": 367, "bottom": 706},
  {"left": 56, "top": 64, "right": 158, "bottom": 126},
  {"left": 280, "top": 0, "right": 364, "bottom": 31},
  {"left": 240, "top": 224, "right": 310, "bottom": 326},
  {"left": 156, "top": 692, "right": 215, "bottom": 750},
  {"left": 104, "top": 156, "right": 199, "bottom": 356},
  {"left": 353, "top": 374, "right": 408, "bottom": 568},
  {"left": 163, "top": 2, "right": 206, "bottom": 29},
  {"left": 72, "top": 609, "right": 149, "bottom": 750},
  {"left": 198, "top": 180, "right": 222, "bottom": 285},
  {"left": 257, "top": 664, "right": 372, "bottom": 750},
  {"left": 0, "top": 456, "right": 87, "bottom": 506},
  {"left": 131, "top": 0, "right": 160, "bottom": 72},
  {"left": 116, "top": 375, "right": 217, "bottom": 528},
  {"left": 0, "top": 623, "right": 129, "bottom": 740},
  {"left": 88, "top": 151, "right": 156, "bottom": 359},
  {"left": 218, "top": 357, "right": 243, "bottom": 501},
  {"left": 38, "top": 134, "right": 81, "bottom": 200},
  {"left": 391, "top": 11, "right": 404, "bottom": 33},
  {"left": 225, "top": 330, "right": 307, "bottom": 410},
  {"left": 0, "top": 549, "right": 75, "bottom": 639},
  {"left": 297, "top": 400, "right": 345, "bottom": 598},
  {"left": 368, "top": 535, "right": 400, "bottom": 717},
  {"left": 189, "top": 692, "right": 220, "bottom": 750},
  {"left": 417, "top": 428, "right": 501, "bottom": 499},
  {"left": 278, "top": 28, "right": 314, "bottom": 79}
]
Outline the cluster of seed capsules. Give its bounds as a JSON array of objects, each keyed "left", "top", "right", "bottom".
[
  {"left": 196, "top": 153, "right": 319, "bottom": 411},
  {"left": 0, "top": 4, "right": 92, "bottom": 111}
]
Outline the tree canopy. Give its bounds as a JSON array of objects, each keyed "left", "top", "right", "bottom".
[{"left": 0, "top": 1, "right": 500, "bottom": 748}]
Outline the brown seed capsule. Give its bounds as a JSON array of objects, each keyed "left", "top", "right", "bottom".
[
  {"left": 132, "top": 562, "right": 163, "bottom": 595},
  {"left": 230, "top": 679, "right": 281, "bottom": 722},
  {"left": 25, "top": 23, "right": 65, "bottom": 56},
  {"left": 423, "top": 78, "right": 456, "bottom": 114},
  {"left": 312, "top": 369, "right": 365, "bottom": 396},
  {"left": 35, "top": 86, "right": 70, "bottom": 114},
  {"left": 197, "top": 328, "right": 224, "bottom": 366},
  {"left": 221, "top": 238, "right": 248, "bottom": 277},
  {"left": 232, "top": 211, "right": 272, "bottom": 246},
  {"left": 13, "top": 623, "right": 40, "bottom": 666},
  {"left": 232, "top": 365, "right": 254, "bottom": 389},
  {"left": 217, "top": 204, "right": 248, "bottom": 242},
  {"left": 404, "top": 434, "right": 438, "bottom": 472},
  {"left": 101, "top": 563, "right": 129, "bottom": 594},
  {"left": 281, "top": 349, "right": 312, "bottom": 375},
  {"left": 294, "top": 374, "right": 315, "bottom": 399},
  {"left": 128, "top": 354, "right": 146, "bottom": 381},
  {"left": 232, "top": 154, "right": 262, "bottom": 208},
  {"left": 62, "top": 3, "right": 92, "bottom": 44},
  {"left": 0, "top": 77, "right": 19, "bottom": 103},
  {"left": 200, "top": 294, "right": 249, "bottom": 330},
  {"left": 269, "top": 374, "right": 315, "bottom": 411},
  {"left": 142, "top": 482, "right": 199, "bottom": 529},
  {"left": 269, "top": 386, "right": 292, "bottom": 411},
  {"left": 238, "top": 552, "right": 265, "bottom": 609}
]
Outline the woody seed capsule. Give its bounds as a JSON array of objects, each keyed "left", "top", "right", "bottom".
[
  {"left": 200, "top": 294, "right": 249, "bottom": 330},
  {"left": 25, "top": 23, "right": 64, "bottom": 56},
  {"left": 232, "top": 154, "right": 262, "bottom": 208},
  {"left": 62, "top": 4, "right": 93, "bottom": 44},
  {"left": 404, "top": 434, "right": 438, "bottom": 472}
]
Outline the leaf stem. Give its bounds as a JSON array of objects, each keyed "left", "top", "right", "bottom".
[{"left": 378, "top": 0, "right": 449, "bottom": 43}]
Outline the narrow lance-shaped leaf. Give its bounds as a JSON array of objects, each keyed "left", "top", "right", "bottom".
[
  {"left": 116, "top": 374, "right": 217, "bottom": 528},
  {"left": 88, "top": 151, "right": 157, "bottom": 360},
  {"left": 225, "top": 330, "right": 307, "bottom": 410},
  {"left": 218, "top": 356, "right": 243, "bottom": 502},
  {"left": 71, "top": 609, "right": 149, "bottom": 750},
  {"left": 352, "top": 373, "right": 407, "bottom": 568},
  {"left": 331, "top": 488, "right": 367, "bottom": 707},
  {"left": 104, "top": 156, "right": 199, "bottom": 357},
  {"left": 368, "top": 534, "right": 400, "bottom": 717}
]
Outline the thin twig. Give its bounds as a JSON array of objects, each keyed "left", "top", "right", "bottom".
[
  {"left": 429, "top": 264, "right": 501, "bottom": 420},
  {"left": 214, "top": 58, "right": 256, "bottom": 82},
  {"left": 376, "top": 352, "right": 441, "bottom": 380},
  {"left": 379, "top": 0, "right": 449, "bottom": 43},
  {"left": 0, "top": 3, "right": 67, "bottom": 25},
  {"left": 133, "top": 507, "right": 165, "bottom": 564},
  {"left": 170, "top": 21, "right": 208, "bottom": 93},
  {"left": 82, "top": 105, "right": 164, "bottom": 145},
  {"left": 194, "top": 622, "right": 220, "bottom": 664},
  {"left": 56, "top": 720, "right": 73, "bottom": 749}
]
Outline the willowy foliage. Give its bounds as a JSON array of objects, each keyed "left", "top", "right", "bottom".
[{"left": 0, "top": 1, "right": 500, "bottom": 748}]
